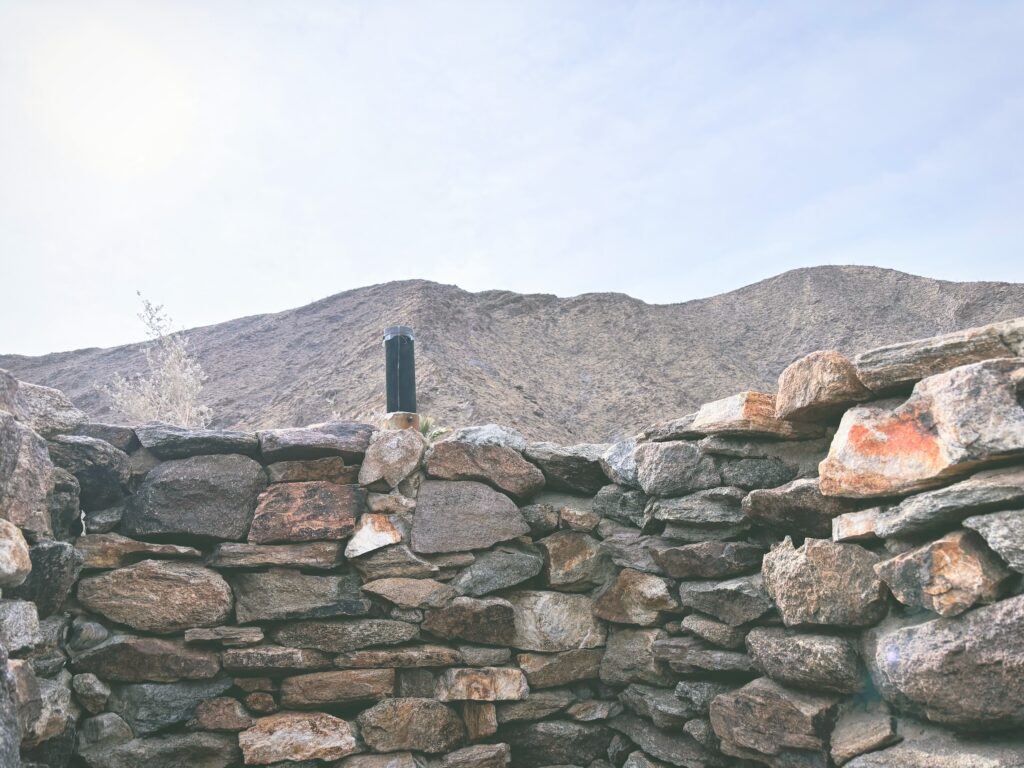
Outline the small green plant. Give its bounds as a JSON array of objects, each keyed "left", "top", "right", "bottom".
[{"left": 419, "top": 415, "right": 450, "bottom": 442}]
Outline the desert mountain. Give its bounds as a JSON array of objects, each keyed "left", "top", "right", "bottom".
[{"left": 4, "top": 265, "right": 1024, "bottom": 442}]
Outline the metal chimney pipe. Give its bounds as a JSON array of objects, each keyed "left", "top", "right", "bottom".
[{"left": 383, "top": 325, "right": 416, "bottom": 414}]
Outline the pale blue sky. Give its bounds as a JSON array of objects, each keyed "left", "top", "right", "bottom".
[{"left": 1, "top": 1, "right": 1022, "bottom": 354}]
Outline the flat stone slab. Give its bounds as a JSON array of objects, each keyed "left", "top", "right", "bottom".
[{"left": 411, "top": 480, "right": 528, "bottom": 554}]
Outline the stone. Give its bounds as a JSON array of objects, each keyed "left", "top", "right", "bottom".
[
  {"left": 652, "top": 636, "right": 754, "bottom": 675},
  {"left": 743, "top": 478, "right": 872, "bottom": 538},
  {"left": 745, "top": 627, "right": 862, "bottom": 694},
  {"left": 206, "top": 540, "right": 343, "bottom": 569},
  {"left": 71, "top": 635, "right": 220, "bottom": 682},
  {"left": 239, "top": 711, "right": 359, "bottom": 763},
  {"left": 776, "top": 350, "right": 872, "bottom": 422},
  {"left": 77, "top": 533, "right": 201, "bottom": 569},
  {"left": 599, "top": 440, "right": 640, "bottom": 489},
  {"left": 23, "top": 613, "right": 66, "bottom": 676},
  {"left": 450, "top": 545, "right": 544, "bottom": 595},
  {"left": 873, "top": 465, "right": 1024, "bottom": 538},
  {"left": 964, "top": 508, "right": 1024, "bottom": 573},
  {"left": 539, "top": 530, "right": 613, "bottom": 592},
  {"left": 645, "top": 486, "right": 747, "bottom": 538},
  {"left": 634, "top": 441, "right": 721, "bottom": 497},
  {"left": 691, "top": 391, "right": 824, "bottom": 439},
  {"left": 248, "top": 481, "right": 362, "bottom": 543},
  {"left": 10, "top": 657, "right": 43, "bottom": 735},
  {"left": 77, "top": 729, "right": 241, "bottom": 768},
  {"left": 435, "top": 667, "right": 529, "bottom": 701},
  {"left": 107, "top": 677, "right": 233, "bottom": 735},
  {"left": 124, "top": 454, "right": 266, "bottom": 541},
  {"left": 829, "top": 708, "right": 898, "bottom": 766},
  {"left": 11, "top": 380, "right": 87, "bottom": 437},
  {"left": 506, "top": 591, "right": 607, "bottom": 652},
  {"left": 3, "top": 540, "right": 80, "bottom": 617},
  {"left": 48, "top": 465, "right": 82, "bottom": 539},
  {"left": 84, "top": 504, "right": 123, "bottom": 535},
  {"left": 360, "top": 428, "right": 428, "bottom": 489},
  {"left": 864, "top": 594, "right": 1024, "bottom": 729},
  {"left": 0, "top": 412, "right": 54, "bottom": 537},
  {"left": 411, "top": 480, "right": 529, "bottom": 553},
  {"left": 0, "top": 518, "right": 30, "bottom": 587},
  {"left": 333, "top": 645, "right": 464, "bottom": 669},
  {"left": 852, "top": 317, "right": 1024, "bottom": 393},
  {"left": 654, "top": 540, "right": 765, "bottom": 579},
  {"left": 520, "top": 500, "right": 561, "bottom": 537},
  {"left": 606, "top": 715, "right": 717, "bottom": 768},
  {"left": 762, "top": 538, "right": 887, "bottom": 628},
  {"left": 266, "top": 456, "right": 359, "bottom": 484},
  {"left": 677, "top": 574, "right": 773, "bottom": 627},
  {"left": 458, "top": 644, "right": 511, "bottom": 666},
  {"left": 337, "top": 755, "right": 425, "bottom": 768},
  {"left": 367, "top": 490, "right": 417, "bottom": 513},
  {"left": 709, "top": 677, "right": 840, "bottom": 767},
  {"left": 842, "top": 722, "right": 1024, "bottom": 767},
  {"left": 72, "top": 673, "right": 110, "bottom": 714},
  {"left": 503, "top": 721, "right": 613, "bottom": 768},
  {"left": 352, "top": 544, "right": 440, "bottom": 580},
  {"left": 184, "top": 626, "right": 264, "bottom": 647},
  {"left": 819, "top": 359, "right": 1024, "bottom": 497},
  {"left": 134, "top": 422, "right": 259, "bottom": 458},
  {"left": 242, "top": 691, "right": 276, "bottom": 713},
  {"left": 524, "top": 442, "right": 609, "bottom": 495},
  {"left": 619, "top": 684, "right": 691, "bottom": 728},
  {"left": 437, "top": 743, "right": 510, "bottom": 768},
  {"left": 874, "top": 529, "right": 1011, "bottom": 616},
  {"left": 78, "top": 560, "right": 233, "bottom": 633},
  {"left": 231, "top": 568, "right": 370, "bottom": 623},
  {"left": 567, "top": 699, "right": 621, "bottom": 721},
  {"left": 362, "top": 577, "right": 457, "bottom": 608},
  {"left": 19, "top": 671, "right": 77, "bottom": 760},
  {"left": 257, "top": 420, "right": 374, "bottom": 462},
  {"left": 423, "top": 596, "right": 517, "bottom": 645},
  {"left": 496, "top": 689, "right": 576, "bottom": 723},
  {"left": 558, "top": 504, "right": 601, "bottom": 531},
  {"left": 599, "top": 628, "right": 674, "bottom": 686},
  {"left": 517, "top": 649, "right": 603, "bottom": 689},
  {"left": 280, "top": 668, "right": 395, "bottom": 707},
  {"left": 47, "top": 434, "right": 130, "bottom": 511},
  {"left": 593, "top": 569, "right": 677, "bottom": 626},
  {"left": 680, "top": 614, "right": 747, "bottom": 650},
  {"left": 357, "top": 698, "right": 465, "bottom": 754},
  {"left": 718, "top": 456, "right": 799, "bottom": 490},
  {"left": 74, "top": 422, "right": 139, "bottom": 452},
  {"left": 598, "top": 524, "right": 671, "bottom": 575},
  {"left": 623, "top": 751, "right": 670, "bottom": 768},
  {"left": 272, "top": 618, "right": 417, "bottom": 652},
  {"left": 832, "top": 509, "right": 881, "bottom": 542},
  {"left": 674, "top": 679, "right": 734, "bottom": 716},
  {"left": 190, "top": 696, "right": 254, "bottom": 731},
  {"left": 221, "top": 646, "right": 332, "bottom": 674},
  {"left": 635, "top": 412, "right": 701, "bottom": 443},
  {"left": 345, "top": 513, "right": 406, "bottom": 558},
  {"left": 593, "top": 484, "right": 646, "bottom": 527},
  {"left": 426, "top": 436, "right": 544, "bottom": 500},
  {"left": 68, "top": 616, "right": 109, "bottom": 652}
]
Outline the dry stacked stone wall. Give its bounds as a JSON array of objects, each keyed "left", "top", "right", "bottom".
[{"left": 1, "top": 316, "right": 1024, "bottom": 768}]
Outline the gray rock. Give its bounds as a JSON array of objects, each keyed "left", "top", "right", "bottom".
[
  {"left": 842, "top": 720, "right": 1024, "bottom": 767},
  {"left": 600, "top": 440, "right": 639, "bottom": 488},
  {"left": 7, "top": 540, "right": 83, "bottom": 617},
  {"left": 539, "top": 530, "right": 614, "bottom": 592},
  {"left": 425, "top": 433, "right": 543, "bottom": 500},
  {"left": 607, "top": 714, "right": 723, "bottom": 768},
  {"left": 411, "top": 480, "right": 529, "bottom": 553},
  {"left": 231, "top": 568, "right": 370, "bottom": 623},
  {"left": 677, "top": 575, "right": 773, "bottom": 627},
  {"left": 360, "top": 428, "right": 428, "bottom": 490},
  {"left": 503, "top": 720, "right": 614, "bottom": 768},
  {"left": 72, "top": 673, "right": 110, "bottom": 714},
  {"left": 593, "top": 484, "right": 647, "bottom": 527},
  {"left": 47, "top": 434, "right": 130, "bottom": 512},
  {"left": 257, "top": 420, "right": 374, "bottom": 462},
  {"left": 422, "top": 596, "right": 517, "bottom": 645},
  {"left": 674, "top": 680, "right": 735, "bottom": 716},
  {"left": 718, "top": 456, "right": 798, "bottom": 491},
  {"left": 74, "top": 423, "right": 140, "bottom": 453},
  {"left": 517, "top": 649, "right": 604, "bottom": 689},
  {"left": 524, "top": 442, "right": 609, "bottom": 495},
  {"left": 496, "top": 689, "right": 576, "bottom": 723},
  {"left": 106, "top": 678, "right": 232, "bottom": 735},
  {"left": 619, "top": 684, "right": 691, "bottom": 728},
  {"left": 451, "top": 545, "right": 544, "bottom": 595},
  {"left": 865, "top": 594, "right": 1024, "bottom": 730},
  {"left": 84, "top": 504, "right": 123, "bottom": 534},
  {"left": 437, "top": 743, "right": 510, "bottom": 768},
  {"left": 506, "top": 591, "right": 607, "bottom": 652},
  {"left": 351, "top": 544, "right": 440, "bottom": 580},
  {"left": 0, "top": 412, "right": 55, "bottom": 537},
  {"left": 206, "top": 541, "right": 344, "bottom": 569},
  {"left": 0, "top": 599, "right": 40, "bottom": 651},
  {"left": 271, "top": 619, "right": 418, "bottom": 652},
  {"left": 743, "top": 478, "right": 873, "bottom": 538},
  {"left": 654, "top": 540, "right": 765, "bottom": 579},
  {"left": 357, "top": 697, "right": 465, "bottom": 754},
  {"left": 680, "top": 614, "right": 747, "bottom": 650},
  {"left": 123, "top": 454, "right": 266, "bottom": 541},
  {"left": 598, "top": 523, "right": 671, "bottom": 575},
  {"left": 10, "top": 380, "right": 87, "bottom": 438},
  {"left": 652, "top": 636, "right": 755, "bottom": 676},
  {"left": 134, "top": 422, "right": 259, "bottom": 459},
  {"left": 0, "top": 646, "right": 19, "bottom": 768},
  {"left": 78, "top": 730, "right": 241, "bottom": 768},
  {"left": 634, "top": 441, "right": 720, "bottom": 497},
  {"left": 745, "top": 627, "right": 863, "bottom": 694},
  {"left": 964, "top": 508, "right": 1024, "bottom": 573},
  {"left": 599, "top": 628, "right": 674, "bottom": 686},
  {"left": 645, "top": 487, "right": 746, "bottom": 534}
]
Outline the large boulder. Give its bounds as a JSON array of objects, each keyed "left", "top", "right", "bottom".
[
  {"left": 231, "top": 568, "right": 370, "bottom": 623},
  {"left": 762, "top": 538, "right": 888, "bottom": 628},
  {"left": 359, "top": 428, "right": 428, "bottom": 490},
  {"left": 775, "top": 350, "right": 871, "bottom": 422},
  {"left": 820, "top": 359, "right": 1024, "bottom": 497},
  {"left": 77, "top": 561, "right": 233, "bottom": 634},
  {"left": 123, "top": 454, "right": 266, "bottom": 541},
  {"left": 0, "top": 411, "right": 54, "bottom": 537},
  {"left": 410, "top": 480, "right": 528, "bottom": 553},
  {"left": 47, "top": 434, "right": 130, "bottom": 511},
  {"left": 239, "top": 711, "right": 359, "bottom": 763},
  {"left": 134, "top": 422, "right": 259, "bottom": 459},
  {"left": 425, "top": 430, "right": 544, "bottom": 500},
  {"left": 506, "top": 591, "right": 606, "bottom": 652},
  {"left": 248, "top": 481, "right": 362, "bottom": 543},
  {"left": 357, "top": 698, "right": 465, "bottom": 754},
  {"left": 864, "top": 594, "right": 1024, "bottom": 730}
]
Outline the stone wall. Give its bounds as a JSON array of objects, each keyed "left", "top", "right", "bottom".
[{"left": 1, "top": 316, "right": 1023, "bottom": 768}]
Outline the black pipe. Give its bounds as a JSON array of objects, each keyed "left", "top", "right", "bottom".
[{"left": 384, "top": 325, "right": 416, "bottom": 413}]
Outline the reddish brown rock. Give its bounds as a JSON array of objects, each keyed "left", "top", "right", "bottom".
[
  {"left": 243, "top": 691, "right": 278, "bottom": 714},
  {"left": 239, "top": 711, "right": 359, "bottom": 763},
  {"left": 184, "top": 626, "right": 264, "bottom": 647},
  {"left": 266, "top": 456, "right": 359, "bottom": 484},
  {"left": 438, "top": 743, "right": 510, "bottom": 768},
  {"left": 333, "top": 645, "right": 464, "bottom": 669},
  {"left": 359, "top": 429, "right": 427, "bottom": 489},
  {"left": 76, "top": 533, "right": 201, "bottom": 570},
  {"left": 362, "top": 577, "right": 457, "bottom": 609},
  {"left": 280, "top": 669, "right": 395, "bottom": 707},
  {"left": 681, "top": 614, "right": 747, "bottom": 650},
  {"left": 873, "top": 529, "right": 1011, "bottom": 617},
  {"left": 743, "top": 478, "right": 872, "bottom": 538},
  {"left": 820, "top": 359, "right": 1024, "bottom": 498},
  {"left": 71, "top": 635, "right": 220, "bottom": 682},
  {"left": 462, "top": 701, "right": 498, "bottom": 739},
  {"left": 221, "top": 646, "right": 333, "bottom": 674},
  {"left": 231, "top": 568, "right": 370, "bottom": 623},
  {"left": 434, "top": 667, "right": 529, "bottom": 701},
  {"left": 248, "top": 481, "right": 363, "bottom": 543},
  {"left": 506, "top": 591, "right": 607, "bottom": 652},
  {"left": 423, "top": 596, "right": 517, "bottom": 645},
  {"left": 593, "top": 569, "right": 677, "bottom": 626},
  {"left": 206, "top": 541, "right": 343, "bottom": 569},
  {"left": 426, "top": 437, "right": 545, "bottom": 500},
  {"left": 745, "top": 627, "right": 863, "bottom": 694},
  {"left": 344, "top": 514, "right": 406, "bottom": 559},
  {"left": 517, "top": 649, "right": 604, "bottom": 689},
  {"left": 257, "top": 421, "right": 374, "bottom": 463},
  {"left": 357, "top": 698, "right": 466, "bottom": 754},
  {"left": 538, "top": 530, "right": 613, "bottom": 592},
  {"left": 775, "top": 350, "right": 871, "bottom": 422},
  {"left": 77, "top": 560, "right": 233, "bottom": 634},
  {"left": 763, "top": 537, "right": 887, "bottom": 628},
  {"left": 191, "top": 696, "right": 255, "bottom": 732},
  {"left": 691, "top": 391, "right": 824, "bottom": 439}
]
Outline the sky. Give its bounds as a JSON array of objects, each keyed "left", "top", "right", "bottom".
[{"left": 1, "top": 1, "right": 1023, "bottom": 355}]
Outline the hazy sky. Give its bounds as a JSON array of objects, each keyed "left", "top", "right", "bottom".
[{"left": 2, "top": 1, "right": 1022, "bottom": 355}]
